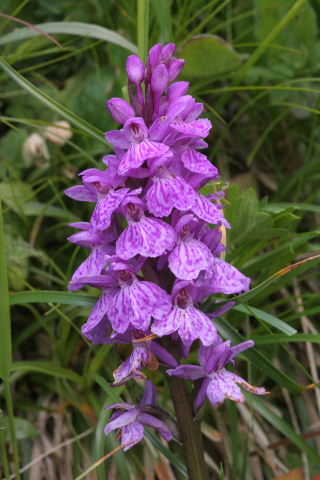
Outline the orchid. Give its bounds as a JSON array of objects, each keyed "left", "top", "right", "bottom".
[{"left": 66, "top": 42, "right": 267, "bottom": 462}]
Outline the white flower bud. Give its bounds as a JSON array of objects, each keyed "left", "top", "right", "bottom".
[
  {"left": 44, "top": 121, "right": 73, "bottom": 145},
  {"left": 23, "top": 133, "right": 50, "bottom": 167}
]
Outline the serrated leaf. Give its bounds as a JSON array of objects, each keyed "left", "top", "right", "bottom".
[{"left": 179, "top": 34, "right": 241, "bottom": 79}]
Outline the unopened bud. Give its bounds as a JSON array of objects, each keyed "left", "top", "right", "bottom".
[
  {"left": 151, "top": 64, "right": 169, "bottom": 94},
  {"left": 107, "top": 98, "right": 135, "bottom": 124},
  {"left": 167, "top": 81, "right": 189, "bottom": 101},
  {"left": 168, "top": 59, "right": 185, "bottom": 82},
  {"left": 44, "top": 121, "right": 72, "bottom": 146},
  {"left": 148, "top": 43, "right": 162, "bottom": 67},
  {"left": 126, "top": 55, "right": 145, "bottom": 84},
  {"left": 23, "top": 133, "right": 50, "bottom": 167},
  {"left": 162, "top": 43, "right": 176, "bottom": 62}
]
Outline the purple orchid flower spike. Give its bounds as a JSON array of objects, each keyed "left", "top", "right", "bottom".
[
  {"left": 167, "top": 340, "right": 267, "bottom": 408},
  {"left": 105, "top": 380, "right": 173, "bottom": 450}
]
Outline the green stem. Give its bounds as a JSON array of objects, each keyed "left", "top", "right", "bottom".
[
  {"left": 0, "top": 199, "right": 21, "bottom": 479},
  {"left": 0, "top": 428, "right": 10, "bottom": 479},
  {"left": 137, "top": 0, "right": 149, "bottom": 62},
  {"left": 167, "top": 376, "right": 210, "bottom": 480}
]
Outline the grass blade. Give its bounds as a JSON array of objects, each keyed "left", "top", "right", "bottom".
[
  {"left": 0, "top": 21, "right": 137, "bottom": 53},
  {"left": 0, "top": 199, "right": 21, "bottom": 479},
  {"left": 234, "top": 304, "right": 297, "bottom": 336},
  {"left": 0, "top": 58, "right": 105, "bottom": 144},
  {"left": 10, "top": 361, "right": 84, "bottom": 385},
  {"left": 9, "top": 290, "right": 97, "bottom": 307}
]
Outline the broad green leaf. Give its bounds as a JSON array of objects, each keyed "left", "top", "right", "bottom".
[
  {"left": 245, "top": 392, "right": 320, "bottom": 464},
  {"left": 179, "top": 34, "right": 241, "bottom": 78},
  {"left": 254, "top": 0, "right": 317, "bottom": 68},
  {"left": 0, "top": 58, "right": 105, "bottom": 144},
  {"left": 212, "top": 317, "right": 303, "bottom": 392},
  {"left": 4, "top": 417, "right": 39, "bottom": 442},
  {"left": 234, "top": 305, "right": 297, "bottom": 336},
  {"left": 10, "top": 290, "right": 97, "bottom": 307},
  {"left": 0, "top": 22, "right": 137, "bottom": 53},
  {"left": 11, "top": 361, "right": 84, "bottom": 385},
  {"left": 252, "top": 333, "right": 320, "bottom": 345}
]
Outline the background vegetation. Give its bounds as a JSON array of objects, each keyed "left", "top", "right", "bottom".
[{"left": 0, "top": 0, "right": 320, "bottom": 478}]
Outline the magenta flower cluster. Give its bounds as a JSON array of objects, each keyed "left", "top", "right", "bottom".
[{"left": 65, "top": 43, "right": 266, "bottom": 450}]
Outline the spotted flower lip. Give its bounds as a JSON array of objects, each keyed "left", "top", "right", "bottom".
[
  {"left": 167, "top": 340, "right": 267, "bottom": 408},
  {"left": 104, "top": 380, "right": 174, "bottom": 451}
]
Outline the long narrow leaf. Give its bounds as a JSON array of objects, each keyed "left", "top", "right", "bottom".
[
  {"left": 234, "top": 305, "right": 297, "bottom": 336},
  {"left": 0, "top": 21, "right": 137, "bottom": 53},
  {"left": 10, "top": 290, "right": 97, "bottom": 307},
  {"left": 11, "top": 361, "right": 84, "bottom": 385},
  {"left": 0, "top": 58, "right": 105, "bottom": 143}
]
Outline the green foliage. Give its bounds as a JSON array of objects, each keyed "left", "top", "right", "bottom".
[{"left": 1, "top": 0, "right": 320, "bottom": 478}]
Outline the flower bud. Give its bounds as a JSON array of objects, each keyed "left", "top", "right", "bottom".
[
  {"left": 44, "top": 121, "right": 73, "bottom": 145},
  {"left": 168, "top": 59, "right": 185, "bottom": 82},
  {"left": 148, "top": 43, "right": 162, "bottom": 67},
  {"left": 22, "top": 133, "right": 50, "bottom": 167},
  {"left": 151, "top": 64, "right": 169, "bottom": 94},
  {"left": 107, "top": 98, "right": 135, "bottom": 124},
  {"left": 167, "top": 81, "right": 189, "bottom": 101},
  {"left": 126, "top": 55, "right": 145, "bottom": 84},
  {"left": 162, "top": 43, "right": 176, "bottom": 63}
]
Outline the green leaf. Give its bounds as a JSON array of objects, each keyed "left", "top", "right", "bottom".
[
  {"left": 4, "top": 417, "right": 39, "bottom": 442},
  {"left": 11, "top": 361, "right": 84, "bottom": 385},
  {"left": 0, "top": 58, "right": 105, "bottom": 144},
  {"left": 234, "top": 304, "right": 297, "bottom": 336},
  {"left": 10, "top": 290, "right": 97, "bottom": 307},
  {"left": 263, "top": 202, "right": 320, "bottom": 214},
  {"left": 0, "top": 22, "right": 137, "bottom": 53},
  {"left": 252, "top": 333, "right": 320, "bottom": 345},
  {"left": 145, "top": 430, "right": 188, "bottom": 478},
  {"left": 245, "top": 392, "right": 320, "bottom": 464},
  {"left": 179, "top": 34, "right": 241, "bottom": 78},
  {"left": 212, "top": 317, "right": 303, "bottom": 392}
]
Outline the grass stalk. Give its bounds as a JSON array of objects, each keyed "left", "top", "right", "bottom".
[
  {"left": 137, "top": 0, "right": 149, "bottom": 62},
  {"left": 0, "top": 199, "right": 21, "bottom": 480}
]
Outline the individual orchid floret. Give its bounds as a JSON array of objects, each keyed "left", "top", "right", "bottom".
[
  {"left": 81, "top": 259, "right": 172, "bottom": 334},
  {"left": 106, "top": 117, "right": 172, "bottom": 176},
  {"left": 145, "top": 164, "right": 196, "bottom": 217},
  {"left": 168, "top": 214, "right": 213, "bottom": 280},
  {"left": 167, "top": 340, "right": 267, "bottom": 408},
  {"left": 116, "top": 198, "right": 176, "bottom": 260},
  {"left": 105, "top": 381, "right": 173, "bottom": 450},
  {"left": 152, "top": 281, "right": 218, "bottom": 347},
  {"left": 113, "top": 333, "right": 178, "bottom": 385},
  {"left": 107, "top": 98, "right": 136, "bottom": 124}
]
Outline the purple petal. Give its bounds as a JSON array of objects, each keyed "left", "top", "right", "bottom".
[
  {"left": 69, "top": 247, "right": 111, "bottom": 290},
  {"left": 109, "top": 280, "right": 171, "bottom": 333},
  {"left": 104, "top": 410, "right": 139, "bottom": 435},
  {"left": 192, "top": 193, "right": 230, "bottom": 228},
  {"left": 116, "top": 216, "right": 176, "bottom": 260},
  {"left": 171, "top": 119, "right": 212, "bottom": 138},
  {"left": 206, "top": 371, "right": 245, "bottom": 406},
  {"left": 105, "top": 129, "right": 129, "bottom": 149},
  {"left": 206, "top": 258, "right": 250, "bottom": 295},
  {"left": 194, "top": 378, "right": 210, "bottom": 409},
  {"left": 91, "top": 188, "right": 130, "bottom": 231},
  {"left": 178, "top": 306, "right": 217, "bottom": 346},
  {"left": 121, "top": 421, "right": 144, "bottom": 450},
  {"left": 181, "top": 149, "right": 218, "bottom": 176},
  {"left": 168, "top": 239, "right": 212, "bottom": 280},
  {"left": 81, "top": 292, "right": 114, "bottom": 343},
  {"left": 105, "top": 402, "right": 136, "bottom": 411},
  {"left": 64, "top": 185, "right": 96, "bottom": 202},
  {"left": 230, "top": 340, "right": 254, "bottom": 361},
  {"left": 167, "top": 365, "right": 206, "bottom": 380},
  {"left": 152, "top": 307, "right": 180, "bottom": 337},
  {"left": 141, "top": 380, "right": 157, "bottom": 407},
  {"left": 230, "top": 372, "right": 267, "bottom": 396},
  {"left": 113, "top": 345, "right": 151, "bottom": 384},
  {"left": 118, "top": 141, "right": 171, "bottom": 175},
  {"left": 150, "top": 342, "right": 178, "bottom": 368},
  {"left": 138, "top": 413, "right": 173, "bottom": 441},
  {"left": 146, "top": 175, "right": 196, "bottom": 217}
]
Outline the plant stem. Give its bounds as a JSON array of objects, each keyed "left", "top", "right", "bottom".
[
  {"left": 167, "top": 376, "right": 210, "bottom": 480},
  {"left": 137, "top": 0, "right": 149, "bottom": 62},
  {"left": 0, "top": 199, "right": 21, "bottom": 479}
]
